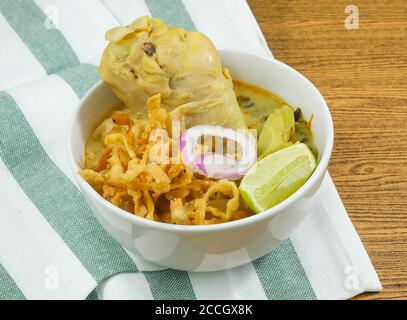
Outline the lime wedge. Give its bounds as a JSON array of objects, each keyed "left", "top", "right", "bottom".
[{"left": 240, "top": 143, "right": 317, "bottom": 213}]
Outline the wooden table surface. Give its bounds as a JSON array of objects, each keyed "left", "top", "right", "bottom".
[{"left": 248, "top": 0, "right": 407, "bottom": 300}]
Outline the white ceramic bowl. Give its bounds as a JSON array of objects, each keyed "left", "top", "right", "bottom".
[{"left": 67, "top": 50, "right": 334, "bottom": 272}]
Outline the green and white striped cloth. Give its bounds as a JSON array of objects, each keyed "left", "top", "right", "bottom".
[{"left": 0, "top": 0, "right": 381, "bottom": 300}]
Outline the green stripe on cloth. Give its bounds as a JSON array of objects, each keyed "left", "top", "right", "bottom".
[
  {"left": 57, "top": 63, "right": 100, "bottom": 98},
  {"left": 253, "top": 240, "right": 316, "bottom": 300},
  {"left": 86, "top": 290, "right": 99, "bottom": 300},
  {"left": 0, "top": 0, "right": 80, "bottom": 74},
  {"left": 144, "top": 270, "right": 196, "bottom": 300},
  {"left": 145, "top": 0, "right": 196, "bottom": 31},
  {"left": 0, "top": 92, "right": 138, "bottom": 283},
  {"left": 0, "top": 263, "right": 26, "bottom": 300}
]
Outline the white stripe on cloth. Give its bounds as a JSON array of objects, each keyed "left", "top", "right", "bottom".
[
  {"left": 319, "top": 175, "right": 382, "bottom": 292},
  {"left": 0, "top": 159, "right": 96, "bottom": 300},
  {"left": 8, "top": 75, "right": 80, "bottom": 184},
  {"left": 0, "top": 13, "right": 46, "bottom": 91},
  {"left": 101, "top": 0, "right": 151, "bottom": 25},
  {"left": 188, "top": 263, "right": 267, "bottom": 300},
  {"left": 182, "top": 0, "right": 273, "bottom": 57},
  {"left": 34, "top": 0, "right": 118, "bottom": 65},
  {"left": 291, "top": 174, "right": 382, "bottom": 300}
]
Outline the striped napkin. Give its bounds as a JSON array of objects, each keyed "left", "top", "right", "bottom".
[{"left": 0, "top": 0, "right": 381, "bottom": 300}]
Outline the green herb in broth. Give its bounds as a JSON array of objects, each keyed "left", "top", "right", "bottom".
[
  {"left": 233, "top": 80, "right": 318, "bottom": 160},
  {"left": 293, "top": 108, "right": 319, "bottom": 159}
]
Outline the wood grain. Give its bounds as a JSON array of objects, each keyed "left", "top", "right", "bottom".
[{"left": 248, "top": 0, "right": 407, "bottom": 300}]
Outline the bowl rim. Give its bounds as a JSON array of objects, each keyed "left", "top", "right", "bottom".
[{"left": 67, "top": 49, "right": 334, "bottom": 234}]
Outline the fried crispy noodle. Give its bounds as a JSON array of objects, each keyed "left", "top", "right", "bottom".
[{"left": 80, "top": 94, "right": 254, "bottom": 225}]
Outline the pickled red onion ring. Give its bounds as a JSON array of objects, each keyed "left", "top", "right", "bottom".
[{"left": 180, "top": 125, "right": 257, "bottom": 180}]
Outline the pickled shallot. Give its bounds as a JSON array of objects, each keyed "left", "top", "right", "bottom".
[{"left": 180, "top": 125, "right": 257, "bottom": 180}]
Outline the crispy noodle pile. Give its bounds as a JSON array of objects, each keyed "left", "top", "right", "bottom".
[{"left": 80, "top": 95, "right": 254, "bottom": 225}]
